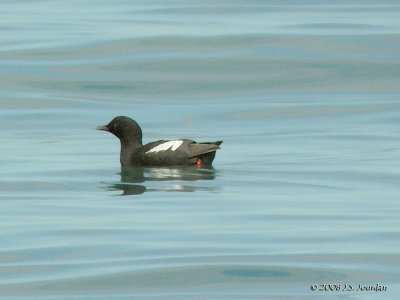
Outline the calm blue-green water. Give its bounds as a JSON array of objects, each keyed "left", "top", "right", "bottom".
[{"left": 1, "top": 1, "right": 400, "bottom": 299}]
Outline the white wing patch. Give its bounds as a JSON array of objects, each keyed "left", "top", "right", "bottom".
[{"left": 145, "top": 140, "right": 184, "bottom": 154}]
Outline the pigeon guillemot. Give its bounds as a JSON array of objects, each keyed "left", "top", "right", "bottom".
[{"left": 96, "top": 116, "right": 222, "bottom": 167}]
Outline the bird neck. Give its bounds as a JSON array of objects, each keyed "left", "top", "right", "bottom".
[{"left": 120, "top": 140, "right": 141, "bottom": 166}]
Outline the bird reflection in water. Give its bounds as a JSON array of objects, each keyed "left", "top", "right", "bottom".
[{"left": 106, "top": 166, "right": 218, "bottom": 195}]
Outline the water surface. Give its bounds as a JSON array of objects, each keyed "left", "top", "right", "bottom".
[{"left": 1, "top": 1, "right": 400, "bottom": 299}]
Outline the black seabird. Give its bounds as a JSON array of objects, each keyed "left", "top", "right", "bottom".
[{"left": 96, "top": 116, "right": 222, "bottom": 167}]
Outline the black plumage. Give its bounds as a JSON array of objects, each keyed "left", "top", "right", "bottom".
[{"left": 97, "top": 116, "right": 222, "bottom": 167}]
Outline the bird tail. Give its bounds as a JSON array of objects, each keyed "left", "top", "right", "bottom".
[{"left": 202, "top": 140, "right": 223, "bottom": 147}]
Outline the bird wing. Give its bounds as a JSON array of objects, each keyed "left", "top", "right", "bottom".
[
  {"left": 139, "top": 139, "right": 221, "bottom": 166},
  {"left": 179, "top": 140, "right": 222, "bottom": 158}
]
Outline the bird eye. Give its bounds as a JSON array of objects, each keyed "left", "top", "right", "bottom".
[{"left": 114, "top": 122, "right": 119, "bottom": 128}]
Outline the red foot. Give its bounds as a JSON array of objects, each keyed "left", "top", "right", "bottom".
[{"left": 196, "top": 158, "right": 202, "bottom": 168}]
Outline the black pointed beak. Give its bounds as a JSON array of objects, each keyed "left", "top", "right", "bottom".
[{"left": 96, "top": 125, "right": 109, "bottom": 131}]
